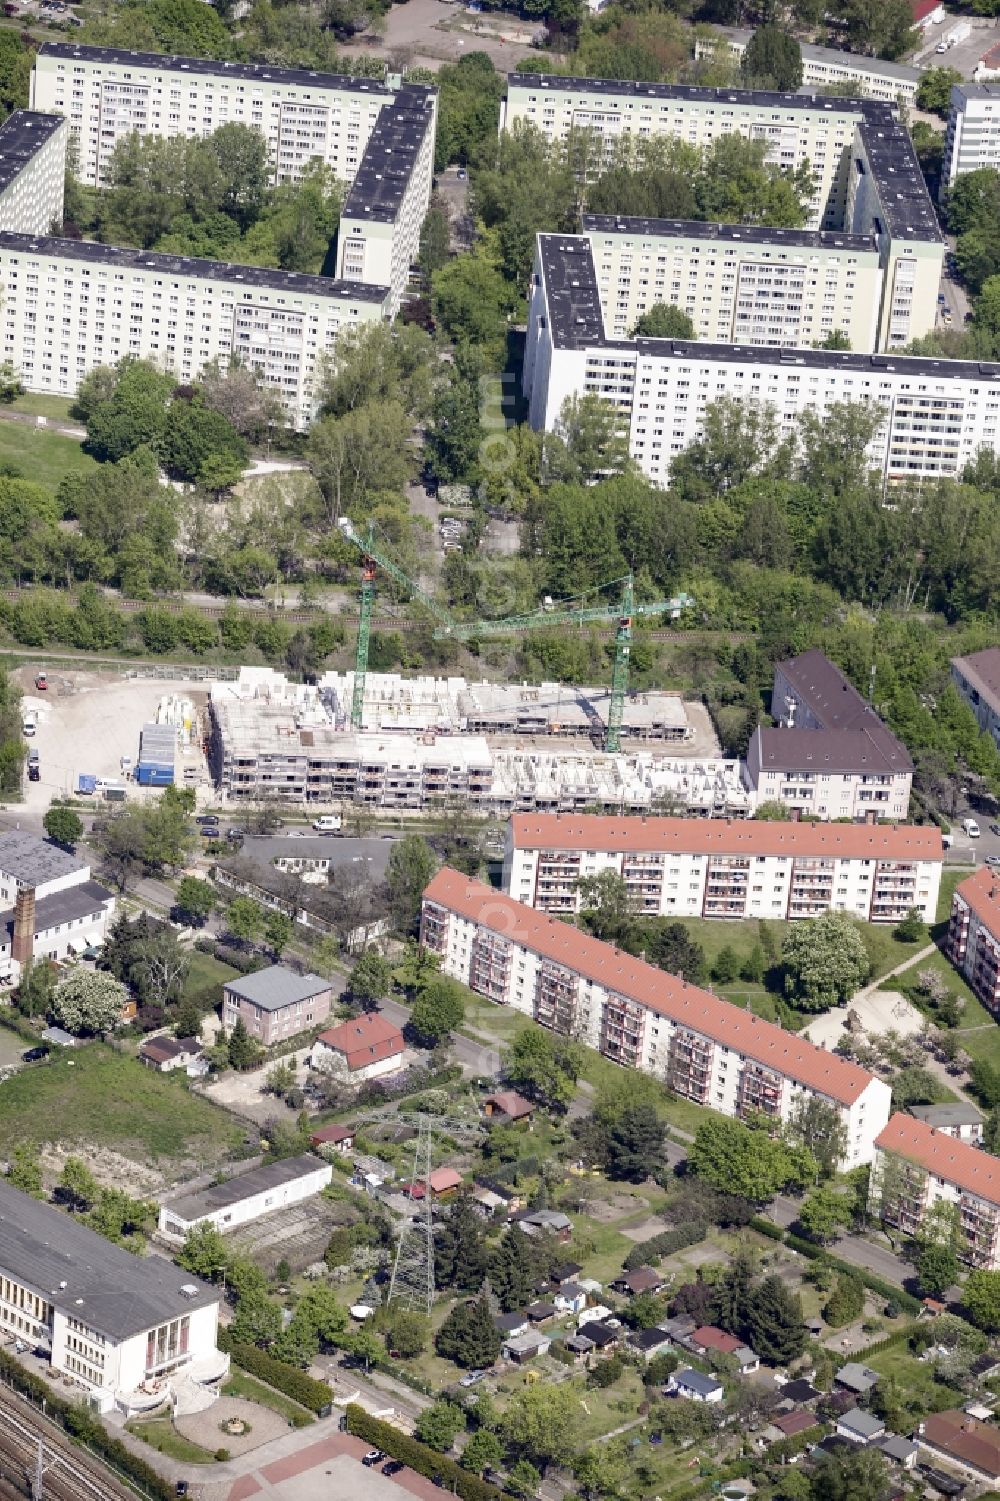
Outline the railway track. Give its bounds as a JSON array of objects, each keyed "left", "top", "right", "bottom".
[{"left": 0, "top": 1389, "right": 140, "bottom": 1501}]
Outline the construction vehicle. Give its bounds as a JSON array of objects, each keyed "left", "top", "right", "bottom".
[{"left": 337, "top": 519, "right": 693, "bottom": 754}]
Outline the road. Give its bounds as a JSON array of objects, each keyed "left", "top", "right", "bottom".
[{"left": 379, "top": 995, "right": 503, "bottom": 1078}]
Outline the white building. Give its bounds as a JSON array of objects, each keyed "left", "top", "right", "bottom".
[
  {"left": 951, "top": 647, "right": 1000, "bottom": 751},
  {"left": 0, "top": 111, "right": 67, "bottom": 236},
  {"left": 524, "top": 233, "right": 988, "bottom": 489},
  {"left": 908, "top": 1103, "right": 985, "bottom": 1146},
  {"left": 502, "top": 812, "right": 942, "bottom": 923},
  {"left": 943, "top": 83, "right": 1000, "bottom": 186},
  {"left": 29, "top": 44, "right": 436, "bottom": 316},
  {"left": 311, "top": 1012, "right": 406, "bottom": 1081},
  {"left": 0, "top": 831, "right": 115, "bottom": 982},
  {"left": 871, "top": 1112, "right": 1000, "bottom": 1269},
  {"left": 421, "top": 866, "right": 893, "bottom": 1167},
  {"left": 693, "top": 29, "right": 922, "bottom": 105},
  {"left": 0, "top": 234, "right": 388, "bottom": 426},
  {"left": 0, "top": 1178, "right": 225, "bottom": 1414},
  {"left": 158, "top": 1154, "right": 333, "bottom": 1236}
]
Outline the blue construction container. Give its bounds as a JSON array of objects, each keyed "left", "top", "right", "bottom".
[{"left": 137, "top": 722, "right": 175, "bottom": 787}]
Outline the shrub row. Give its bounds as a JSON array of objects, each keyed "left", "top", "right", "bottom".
[
  {"left": 0, "top": 1348, "right": 175, "bottom": 1499},
  {"left": 345, "top": 1404, "right": 504, "bottom": 1501},
  {"left": 220, "top": 1336, "right": 333, "bottom": 1414},
  {"left": 783, "top": 1234, "right": 921, "bottom": 1315},
  {"left": 750, "top": 1216, "right": 784, "bottom": 1241},
  {"left": 623, "top": 1221, "right": 706, "bottom": 1271}
]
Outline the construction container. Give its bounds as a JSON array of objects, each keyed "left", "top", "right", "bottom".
[{"left": 137, "top": 722, "right": 176, "bottom": 787}]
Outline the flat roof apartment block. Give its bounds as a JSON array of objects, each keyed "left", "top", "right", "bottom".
[
  {"left": 694, "top": 28, "right": 922, "bottom": 103},
  {"left": 422, "top": 866, "right": 892, "bottom": 1165},
  {"left": 943, "top": 83, "right": 1000, "bottom": 185},
  {"left": 0, "top": 111, "right": 67, "bottom": 236}
]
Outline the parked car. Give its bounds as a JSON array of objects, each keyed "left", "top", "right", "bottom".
[
  {"left": 312, "top": 814, "right": 342, "bottom": 832},
  {"left": 383, "top": 1461, "right": 405, "bottom": 1476},
  {"left": 963, "top": 818, "right": 981, "bottom": 838},
  {"left": 22, "top": 1046, "right": 48, "bottom": 1062},
  {"left": 362, "top": 1451, "right": 385, "bottom": 1467},
  {"left": 459, "top": 1369, "right": 487, "bottom": 1387},
  {"left": 34, "top": 671, "right": 46, "bottom": 690},
  {"left": 196, "top": 814, "right": 220, "bottom": 826}
]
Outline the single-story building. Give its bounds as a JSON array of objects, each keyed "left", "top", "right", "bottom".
[
  {"left": 835, "top": 1362, "right": 879, "bottom": 1396},
  {"left": 526, "top": 1301, "right": 557, "bottom": 1324},
  {"left": 612, "top": 1266, "right": 667, "bottom": 1297},
  {"left": 495, "top": 1312, "right": 530, "bottom": 1339},
  {"left": 351, "top": 1154, "right": 395, "bottom": 1194},
  {"left": 689, "top": 1326, "right": 759, "bottom": 1374},
  {"left": 837, "top": 1408, "right": 886, "bottom": 1445},
  {"left": 554, "top": 1282, "right": 588, "bottom": 1316},
  {"left": 551, "top": 1261, "right": 584, "bottom": 1286},
  {"left": 427, "top": 1167, "right": 463, "bottom": 1199},
  {"left": 661, "top": 1314, "right": 697, "bottom": 1344},
  {"left": 564, "top": 1332, "right": 595, "bottom": 1361},
  {"left": 503, "top": 1331, "right": 551, "bottom": 1363},
  {"left": 159, "top": 1154, "right": 332, "bottom": 1236},
  {"left": 579, "top": 1320, "right": 619, "bottom": 1351},
  {"left": 41, "top": 1025, "right": 77, "bottom": 1047},
  {"left": 223, "top": 965, "right": 333, "bottom": 1047},
  {"left": 138, "top": 1035, "right": 205, "bottom": 1075},
  {"left": 579, "top": 1303, "right": 613, "bottom": 1327},
  {"left": 920, "top": 1411, "right": 1000, "bottom": 1483},
  {"left": 970, "top": 1352, "right": 1000, "bottom": 1383},
  {"left": 629, "top": 1327, "right": 674, "bottom": 1361},
  {"left": 483, "top": 1090, "right": 534, "bottom": 1123},
  {"left": 312, "top": 1012, "right": 405, "bottom": 1082},
  {"left": 908, "top": 1103, "right": 984, "bottom": 1146},
  {"left": 669, "top": 1367, "right": 724, "bottom": 1403},
  {"left": 878, "top": 1435, "right": 918, "bottom": 1469},
  {"left": 309, "top": 1123, "right": 356, "bottom": 1154},
  {"left": 519, "top": 1209, "right": 572, "bottom": 1241},
  {"left": 471, "top": 1185, "right": 509, "bottom": 1219},
  {"left": 765, "top": 1411, "right": 820, "bottom": 1443},
  {"left": 779, "top": 1379, "right": 822, "bottom": 1405}
]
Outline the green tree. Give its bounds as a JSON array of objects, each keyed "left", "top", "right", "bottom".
[
  {"left": 435, "top": 1297, "right": 502, "bottom": 1368},
  {"left": 415, "top": 1399, "right": 466, "bottom": 1452},
  {"left": 543, "top": 394, "right": 630, "bottom": 485},
  {"left": 784, "top": 1095, "right": 849, "bottom": 1178},
  {"left": 918, "top": 1243, "right": 960, "bottom": 1299},
  {"left": 576, "top": 870, "right": 637, "bottom": 945},
  {"left": 53, "top": 969, "right": 129, "bottom": 1036},
  {"left": 348, "top": 949, "right": 392, "bottom": 1009},
  {"left": 461, "top": 1429, "right": 503, "bottom": 1475},
  {"left": 175, "top": 876, "right": 216, "bottom": 925},
  {"left": 893, "top": 907, "right": 925, "bottom": 943},
  {"left": 179, "top": 1221, "right": 236, "bottom": 1276},
  {"left": 689, "top": 1116, "right": 816, "bottom": 1203},
  {"left": 43, "top": 805, "right": 84, "bottom": 848},
  {"left": 489, "top": 1227, "right": 540, "bottom": 1313},
  {"left": 782, "top": 911, "right": 871, "bottom": 1011},
  {"left": 824, "top": 1272, "right": 865, "bottom": 1328},
  {"left": 811, "top": 1444, "right": 889, "bottom": 1501},
  {"left": 8, "top": 1143, "right": 42, "bottom": 1197},
  {"left": 227, "top": 1015, "right": 261, "bottom": 1071},
  {"left": 916, "top": 66, "right": 962, "bottom": 118},
  {"left": 605, "top": 1102, "right": 666, "bottom": 1183},
  {"left": 227, "top": 896, "right": 264, "bottom": 946},
  {"left": 160, "top": 397, "right": 248, "bottom": 487},
  {"left": 435, "top": 1189, "right": 490, "bottom": 1291},
  {"left": 741, "top": 26, "right": 803, "bottom": 89},
  {"left": 387, "top": 835, "right": 437, "bottom": 935},
  {"left": 263, "top": 910, "right": 293, "bottom": 958},
  {"left": 408, "top": 975, "right": 465, "bottom": 1047},
  {"left": 507, "top": 1461, "right": 542, "bottom": 1498},
  {"left": 631, "top": 304, "right": 695, "bottom": 339},
  {"left": 744, "top": 1273, "right": 806, "bottom": 1363},
  {"left": 501, "top": 1382, "right": 581, "bottom": 1469},
  {"left": 798, "top": 1186, "right": 854, "bottom": 1244},
  {"left": 965, "top": 1269, "right": 1000, "bottom": 1331},
  {"left": 77, "top": 359, "right": 175, "bottom": 463},
  {"left": 380, "top": 1307, "right": 428, "bottom": 1359},
  {"left": 505, "top": 1028, "right": 582, "bottom": 1111},
  {"left": 58, "top": 1156, "right": 99, "bottom": 1212}
]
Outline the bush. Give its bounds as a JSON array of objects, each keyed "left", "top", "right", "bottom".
[
  {"left": 346, "top": 1405, "right": 503, "bottom": 1501},
  {"left": 215, "top": 1448, "right": 231, "bottom": 1461},
  {"left": 221, "top": 1337, "right": 332, "bottom": 1414},
  {"left": 750, "top": 1216, "right": 784, "bottom": 1241},
  {"left": 623, "top": 1222, "right": 705, "bottom": 1270}
]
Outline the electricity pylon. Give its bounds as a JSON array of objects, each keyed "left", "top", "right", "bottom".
[{"left": 387, "top": 1114, "right": 435, "bottom": 1315}]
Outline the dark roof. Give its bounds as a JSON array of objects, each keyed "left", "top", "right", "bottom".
[
  {"left": 240, "top": 834, "right": 396, "bottom": 877},
  {"left": 310, "top": 1123, "right": 355, "bottom": 1144},
  {"left": 0, "top": 231, "right": 389, "bottom": 302},
  {"left": 579, "top": 1320, "right": 618, "bottom": 1347},
  {"left": 630, "top": 1326, "right": 673, "bottom": 1351},
  {"left": 526, "top": 1301, "right": 557, "bottom": 1320},
  {"left": 163, "top": 1154, "right": 326, "bottom": 1225},
  {"left": 909, "top": 1103, "right": 984, "bottom": 1128},
  {"left": 495, "top": 1311, "right": 529, "bottom": 1333},
  {"left": 969, "top": 1353, "right": 1000, "bottom": 1378},
  {"left": 508, "top": 71, "right": 892, "bottom": 116},
  {"left": 139, "top": 1036, "right": 201, "bottom": 1063},
  {"left": 38, "top": 40, "right": 398, "bottom": 95},
  {"left": 0, "top": 830, "right": 86, "bottom": 885},
  {"left": 0, "top": 112, "right": 64, "bottom": 198},
  {"left": 0, "top": 879, "right": 114, "bottom": 945},
  {"left": 782, "top": 1379, "right": 822, "bottom": 1403},
  {"left": 582, "top": 213, "right": 876, "bottom": 254},
  {"left": 779, "top": 650, "right": 888, "bottom": 733},
  {"left": 224, "top": 965, "right": 330, "bottom": 1011},
  {"left": 856, "top": 119, "right": 942, "bottom": 243},
  {"left": 0, "top": 1178, "right": 217, "bottom": 1341},
  {"left": 953, "top": 648, "right": 1000, "bottom": 718},
  {"left": 552, "top": 1262, "right": 583, "bottom": 1282},
  {"left": 674, "top": 1366, "right": 723, "bottom": 1395},
  {"left": 619, "top": 1265, "right": 664, "bottom": 1293},
  {"left": 341, "top": 89, "right": 435, "bottom": 225},
  {"left": 772, "top": 1410, "right": 820, "bottom": 1437},
  {"left": 752, "top": 725, "right": 912, "bottom": 776}
]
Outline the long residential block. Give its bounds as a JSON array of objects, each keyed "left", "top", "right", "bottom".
[
  {"left": 502, "top": 812, "right": 942, "bottom": 923},
  {"left": 871, "top": 1112, "right": 1000, "bottom": 1269},
  {"left": 943, "top": 83, "right": 1000, "bottom": 186},
  {"left": 693, "top": 29, "right": 922, "bottom": 105},
  {"left": 421, "top": 866, "right": 892, "bottom": 1166},
  {"left": 951, "top": 646, "right": 1000, "bottom": 752},
  {"left": 0, "top": 1177, "right": 226, "bottom": 1413},
  {"left": 948, "top": 866, "right": 1000, "bottom": 1013}
]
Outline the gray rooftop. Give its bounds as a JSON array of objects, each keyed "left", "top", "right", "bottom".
[
  {"left": 163, "top": 1153, "right": 327, "bottom": 1225},
  {"left": 0, "top": 830, "right": 87, "bottom": 885},
  {"left": 856, "top": 119, "right": 943, "bottom": 243},
  {"left": 909, "top": 1103, "right": 985, "bottom": 1128},
  {"left": 710, "top": 25, "right": 922, "bottom": 84},
  {"left": 508, "top": 71, "right": 892, "bottom": 118},
  {"left": 0, "top": 1178, "right": 218, "bottom": 1341},
  {"left": 0, "top": 231, "right": 389, "bottom": 302},
  {"left": 953, "top": 648, "right": 1000, "bottom": 717},
  {"left": 342, "top": 89, "right": 435, "bottom": 225},
  {"left": 240, "top": 833, "right": 396, "bottom": 880},
  {"left": 752, "top": 724, "right": 912, "bottom": 776},
  {"left": 836, "top": 1361, "right": 879, "bottom": 1391},
  {"left": 0, "top": 879, "right": 113, "bottom": 945},
  {"left": 0, "top": 112, "right": 64, "bottom": 198},
  {"left": 583, "top": 213, "right": 877, "bottom": 254},
  {"left": 223, "top": 964, "right": 330, "bottom": 1011},
  {"left": 675, "top": 1366, "right": 723, "bottom": 1395},
  {"left": 37, "top": 39, "right": 398, "bottom": 96},
  {"left": 840, "top": 1408, "right": 885, "bottom": 1438}
]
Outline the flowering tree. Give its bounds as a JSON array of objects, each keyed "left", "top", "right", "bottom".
[{"left": 53, "top": 969, "right": 130, "bottom": 1036}]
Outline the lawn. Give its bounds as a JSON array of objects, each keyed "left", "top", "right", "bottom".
[
  {"left": 184, "top": 950, "right": 240, "bottom": 1010},
  {"left": 0, "top": 418, "right": 98, "bottom": 491},
  {"left": 884, "top": 941, "right": 1000, "bottom": 1071},
  {"left": 935, "top": 864, "right": 976, "bottom": 931},
  {"left": 8, "top": 392, "right": 80, "bottom": 421},
  {"left": 460, "top": 994, "right": 530, "bottom": 1046},
  {"left": 222, "top": 1370, "right": 314, "bottom": 1427},
  {"left": 0, "top": 1042, "right": 242, "bottom": 1166},
  {"left": 867, "top": 1342, "right": 962, "bottom": 1420},
  {"left": 570, "top": 1212, "right": 635, "bottom": 1282},
  {"left": 126, "top": 1416, "right": 215, "bottom": 1463}
]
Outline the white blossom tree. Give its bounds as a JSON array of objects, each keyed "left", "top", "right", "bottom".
[{"left": 53, "top": 969, "right": 130, "bottom": 1036}]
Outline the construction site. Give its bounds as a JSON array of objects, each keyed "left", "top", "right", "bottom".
[{"left": 208, "top": 668, "right": 749, "bottom": 816}]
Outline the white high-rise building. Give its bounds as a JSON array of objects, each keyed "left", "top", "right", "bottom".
[
  {"left": 0, "top": 111, "right": 67, "bottom": 236},
  {"left": 943, "top": 83, "right": 1000, "bottom": 185}
]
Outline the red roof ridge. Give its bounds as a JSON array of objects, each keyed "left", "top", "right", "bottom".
[
  {"left": 423, "top": 868, "right": 880, "bottom": 1106},
  {"left": 953, "top": 866, "right": 1000, "bottom": 936},
  {"left": 874, "top": 1112, "right": 1000, "bottom": 1206},
  {"left": 509, "top": 812, "right": 941, "bottom": 859}
]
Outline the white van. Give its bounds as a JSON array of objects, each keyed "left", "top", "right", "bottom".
[
  {"left": 21, "top": 711, "right": 36, "bottom": 737},
  {"left": 963, "top": 818, "right": 981, "bottom": 838},
  {"left": 312, "top": 814, "right": 342, "bottom": 833}
]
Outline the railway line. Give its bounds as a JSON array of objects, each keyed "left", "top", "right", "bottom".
[{"left": 0, "top": 1388, "right": 140, "bottom": 1501}]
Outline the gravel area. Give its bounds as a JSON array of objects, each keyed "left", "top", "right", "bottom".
[{"left": 174, "top": 1396, "right": 288, "bottom": 1456}]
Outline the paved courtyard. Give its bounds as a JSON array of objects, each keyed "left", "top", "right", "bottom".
[
  {"left": 801, "top": 988, "right": 925, "bottom": 1051},
  {"left": 175, "top": 1396, "right": 289, "bottom": 1456}
]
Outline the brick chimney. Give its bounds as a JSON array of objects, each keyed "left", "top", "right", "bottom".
[{"left": 12, "top": 887, "right": 35, "bottom": 968}]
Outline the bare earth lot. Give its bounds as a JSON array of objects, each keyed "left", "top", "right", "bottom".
[{"left": 341, "top": 0, "right": 536, "bottom": 70}]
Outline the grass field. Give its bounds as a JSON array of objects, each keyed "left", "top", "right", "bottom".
[
  {"left": 184, "top": 950, "right": 240, "bottom": 1010},
  {"left": 127, "top": 1416, "right": 215, "bottom": 1463},
  {"left": 0, "top": 418, "right": 98, "bottom": 491},
  {"left": 0, "top": 1043, "right": 242, "bottom": 1166},
  {"left": 222, "top": 1371, "right": 313, "bottom": 1427},
  {"left": 8, "top": 393, "right": 80, "bottom": 422},
  {"left": 867, "top": 1342, "right": 962, "bottom": 1419}
]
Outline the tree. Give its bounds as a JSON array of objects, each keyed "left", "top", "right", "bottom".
[
  {"left": 43, "top": 805, "right": 84, "bottom": 848},
  {"left": 501, "top": 1382, "right": 581, "bottom": 1469},
  {"left": 53, "top": 969, "right": 129, "bottom": 1036},
  {"left": 543, "top": 393, "right": 630, "bottom": 485},
  {"left": 505, "top": 1028, "right": 582, "bottom": 1111},
  {"left": 916, "top": 66, "right": 962, "bottom": 118},
  {"left": 177, "top": 1222, "right": 231, "bottom": 1280},
  {"left": 15, "top": 957, "right": 56, "bottom": 1020},
  {"left": 263, "top": 910, "right": 293, "bottom": 958},
  {"left": 387, "top": 835, "right": 437, "bottom": 935},
  {"left": 175, "top": 876, "right": 216, "bottom": 925},
  {"left": 741, "top": 26, "right": 803, "bottom": 90},
  {"left": 824, "top": 1273, "right": 865, "bottom": 1328},
  {"left": 381, "top": 1308, "right": 427, "bottom": 1359},
  {"left": 462, "top": 1429, "right": 503, "bottom": 1476},
  {"left": 576, "top": 870, "right": 637, "bottom": 945},
  {"left": 689, "top": 1116, "right": 816, "bottom": 1203},
  {"left": 489, "top": 1227, "right": 540, "bottom": 1313},
  {"left": 965, "top": 1269, "right": 1000, "bottom": 1332},
  {"left": 58, "top": 1156, "right": 99, "bottom": 1212},
  {"left": 435, "top": 1297, "right": 502, "bottom": 1368},
  {"left": 8, "top": 1143, "right": 42, "bottom": 1196},
  {"left": 227, "top": 1015, "right": 261, "bottom": 1071},
  {"left": 605, "top": 1101, "right": 665, "bottom": 1183},
  {"left": 227, "top": 896, "right": 264, "bottom": 946},
  {"left": 160, "top": 398, "right": 248, "bottom": 489},
  {"left": 631, "top": 304, "right": 695, "bottom": 339},
  {"left": 918, "top": 1243, "right": 960, "bottom": 1299},
  {"left": 782, "top": 911, "right": 871, "bottom": 1011},
  {"left": 348, "top": 949, "right": 392, "bottom": 1009},
  {"left": 436, "top": 1189, "right": 490, "bottom": 1291},
  {"left": 409, "top": 975, "right": 465, "bottom": 1047},
  {"left": 785, "top": 1095, "right": 849, "bottom": 1178},
  {"left": 743, "top": 1273, "right": 806, "bottom": 1363},
  {"left": 415, "top": 1399, "right": 466, "bottom": 1452},
  {"left": 798, "top": 1187, "right": 854, "bottom": 1244},
  {"left": 812, "top": 1447, "right": 889, "bottom": 1501}
]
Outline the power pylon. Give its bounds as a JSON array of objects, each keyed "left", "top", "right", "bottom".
[{"left": 387, "top": 1114, "right": 435, "bottom": 1315}]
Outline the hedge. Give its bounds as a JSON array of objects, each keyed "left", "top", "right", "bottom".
[
  {"left": 0, "top": 1347, "right": 175, "bottom": 1499},
  {"left": 750, "top": 1216, "right": 784, "bottom": 1241},
  {"left": 783, "top": 1235, "right": 921, "bottom": 1315},
  {"left": 346, "top": 1404, "right": 505, "bottom": 1501},
  {"left": 623, "top": 1221, "right": 706, "bottom": 1271},
  {"left": 221, "top": 1336, "right": 332, "bottom": 1414}
]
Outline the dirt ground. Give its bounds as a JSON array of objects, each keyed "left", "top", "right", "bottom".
[
  {"left": 340, "top": 0, "right": 536, "bottom": 70},
  {"left": 10, "top": 667, "right": 210, "bottom": 814},
  {"left": 39, "top": 1140, "right": 173, "bottom": 1197},
  {"left": 175, "top": 1396, "right": 289, "bottom": 1456},
  {"left": 586, "top": 1190, "right": 651, "bottom": 1224},
  {"left": 620, "top": 1215, "right": 669, "bottom": 1243}
]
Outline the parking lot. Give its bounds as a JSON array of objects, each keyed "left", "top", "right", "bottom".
[{"left": 10, "top": 667, "right": 210, "bottom": 815}]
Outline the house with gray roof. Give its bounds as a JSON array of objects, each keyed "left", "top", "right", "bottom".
[
  {"left": 909, "top": 1102, "right": 985, "bottom": 1145},
  {"left": 835, "top": 1362, "right": 880, "bottom": 1395},
  {"left": 159, "top": 1154, "right": 333, "bottom": 1235},
  {"left": 0, "top": 830, "right": 115, "bottom": 982},
  {"left": 837, "top": 1408, "right": 886, "bottom": 1444},
  {"left": 222, "top": 964, "right": 333, "bottom": 1045},
  {"left": 669, "top": 1367, "right": 724, "bottom": 1403}
]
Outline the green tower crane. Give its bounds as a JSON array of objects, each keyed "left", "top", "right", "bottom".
[{"left": 434, "top": 575, "right": 694, "bottom": 754}]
